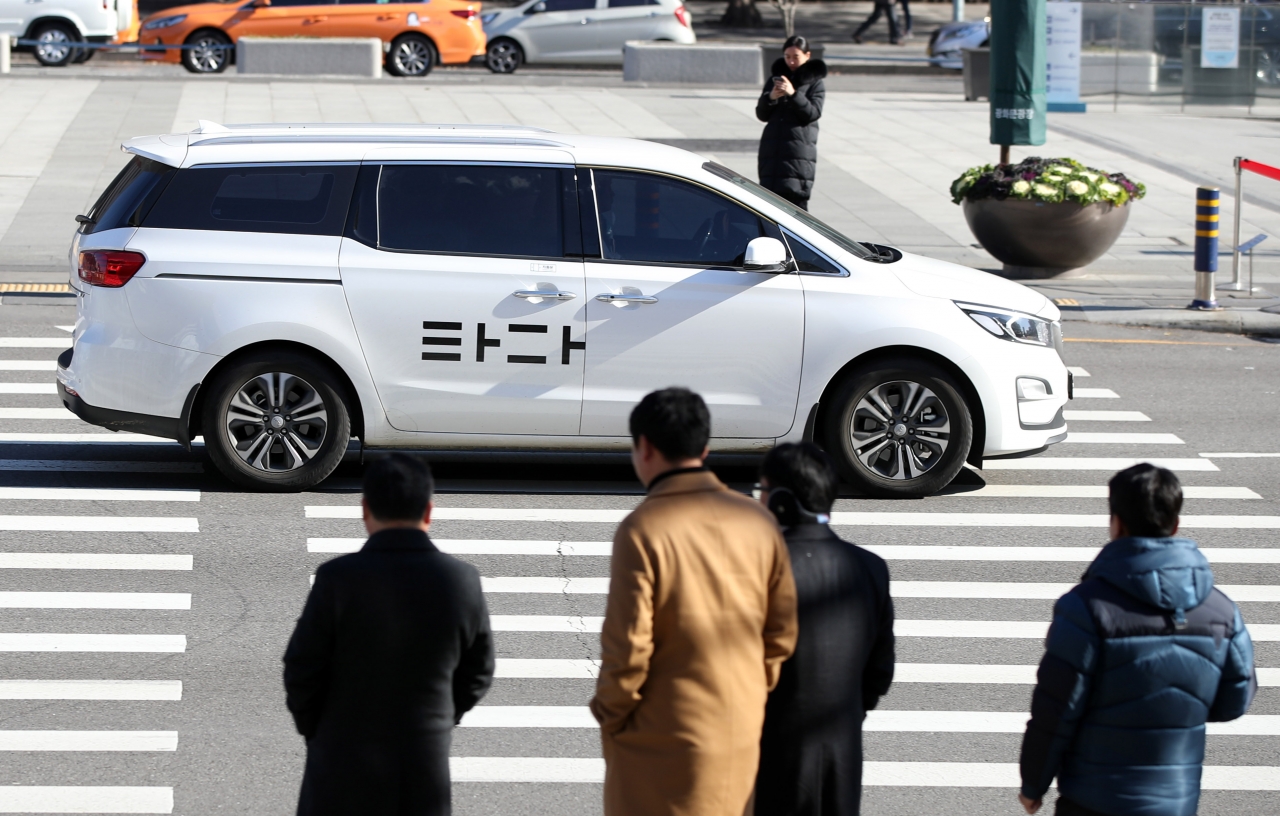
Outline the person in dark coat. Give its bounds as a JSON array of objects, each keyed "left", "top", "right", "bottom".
[
  {"left": 852, "top": 1, "right": 900, "bottom": 45},
  {"left": 283, "top": 454, "right": 495, "bottom": 816},
  {"left": 1019, "top": 464, "right": 1256, "bottom": 816},
  {"left": 753, "top": 442, "right": 895, "bottom": 816},
  {"left": 756, "top": 35, "right": 827, "bottom": 211}
]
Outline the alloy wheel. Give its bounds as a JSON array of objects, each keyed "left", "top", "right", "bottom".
[
  {"left": 224, "top": 372, "right": 329, "bottom": 473},
  {"left": 849, "top": 380, "right": 951, "bottom": 481},
  {"left": 189, "top": 37, "right": 229, "bottom": 73},
  {"left": 393, "top": 39, "right": 432, "bottom": 76},
  {"left": 487, "top": 41, "right": 521, "bottom": 73},
  {"left": 35, "top": 29, "right": 74, "bottom": 65}
]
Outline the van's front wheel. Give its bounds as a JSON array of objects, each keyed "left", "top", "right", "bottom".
[
  {"left": 825, "top": 361, "right": 973, "bottom": 498},
  {"left": 202, "top": 353, "right": 350, "bottom": 492}
]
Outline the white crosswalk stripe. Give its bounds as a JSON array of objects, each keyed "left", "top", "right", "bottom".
[
  {"left": 1072, "top": 387, "right": 1120, "bottom": 398},
  {"left": 0, "top": 516, "right": 198, "bottom": 532},
  {"left": 0, "top": 786, "right": 174, "bottom": 813},
  {"left": 940, "top": 485, "right": 1257, "bottom": 498},
  {"left": 0, "top": 338, "right": 72, "bottom": 348},
  {"left": 0, "top": 731, "right": 179, "bottom": 751},
  {"left": 0, "top": 408, "right": 80, "bottom": 420},
  {"left": 0, "top": 383, "right": 56, "bottom": 394},
  {"left": 444, "top": 759, "right": 1280, "bottom": 788},
  {"left": 1061, "top": 410, "right": 1151, "bottom": 421},
  {"left": 0, "top": 554, "right": 192, "bottom": 570},
  {"left": 0, "top": 487, "right": 200, "bottom": 501},
  {"left": 0, "top": 361, "right": 58, "bottom": 371},
  {"left": 0, "top": 681, "right": 183, "bottom": 700},
  {"left": 0, "top": 592, "right": 191, "bottom": 609},
  {"left": 0, "top": 634, "right": 187, "bottom": 652},
  {"left": 983, "top": 457, "right": 1218, "bottom": 471},
  {"left": 1065, "top": 432, "right": 1184, "bottom": 444}
]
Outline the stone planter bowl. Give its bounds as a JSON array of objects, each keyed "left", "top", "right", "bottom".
[{"left": 962, "top": 197, "right": 1131, "bottom": 279}]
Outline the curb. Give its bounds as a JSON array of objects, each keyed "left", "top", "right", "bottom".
[{"left": 1064, "top": 306, "right": 1280, "bottom": 338}]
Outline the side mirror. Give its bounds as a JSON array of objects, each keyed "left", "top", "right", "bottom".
[
  {"left": 742, "top": 237, "right": 789, "bottom": 273},
  {"left": 526, "top": 1, "right": 546, "bottom": 13}
]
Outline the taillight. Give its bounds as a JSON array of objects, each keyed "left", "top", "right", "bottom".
[
  {"left": 78, "top": 250, "right": 146, "bottom": 288},
  {"left": 451, "top": 8, "right": 478, "bottom": 19},
  {"left": 674, "top": 4, "right": 690, "bottom": 26}
]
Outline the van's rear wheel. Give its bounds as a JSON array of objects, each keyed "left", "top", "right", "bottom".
[
  {"left": 202, "top": 353, "right": 350, "bottom": 492},
  {"left": 825, "top": 361, "right": 972, "bottom": 498},
  {"left": 31, "top": 22, "right": 80, "bottom": 67}
]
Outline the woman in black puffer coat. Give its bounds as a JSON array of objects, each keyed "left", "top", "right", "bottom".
[{"left": 756, "top": 35, "right": 827, "bottom": 211}]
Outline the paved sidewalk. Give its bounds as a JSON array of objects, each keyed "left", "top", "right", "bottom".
[{"left": 1, "top": 73, "right": 1277, "bottom": 334}]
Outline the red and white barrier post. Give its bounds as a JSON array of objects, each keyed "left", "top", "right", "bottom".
[{"left": 1229, "top": 157, "right": 1280, "bottom": 291}]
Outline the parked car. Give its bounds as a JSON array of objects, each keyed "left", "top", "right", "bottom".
[
  {"left": 0, "top": 0, "right": 137, "bottom": 66},
  {"left": 480, "top": 0, "right": 693, "bottom": 73},
  {"left": 136, "top": 0, "right": 485, "bottom": 76},
  {"left": 62, "top": 122, "right": 1068, "bottom": 497},
  {"left": 927, "top": 17, "right": 988, "bottom": 70}
]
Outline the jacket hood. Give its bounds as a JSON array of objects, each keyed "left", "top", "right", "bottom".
[
  {"left": 772, "top": 58, "right": 828, "bottom": 83},
  {"left": 1084, "top": 536, "right": 1214, "bottom": 613}
]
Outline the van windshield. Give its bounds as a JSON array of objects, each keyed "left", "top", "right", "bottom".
[{"left": 702, "top": 161, "right": 875, "bottom": 261}]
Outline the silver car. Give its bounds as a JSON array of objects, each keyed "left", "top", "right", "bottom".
[{"left": 481, "top": 0, "right": 696, "bottom": 73}]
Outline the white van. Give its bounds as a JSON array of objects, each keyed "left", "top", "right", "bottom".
[
  {"left": 0, "top": 0, "right": 135, "bottom": 65},
  {"left": 60, "top": 122, "right": 1069, "bottom": 496}
]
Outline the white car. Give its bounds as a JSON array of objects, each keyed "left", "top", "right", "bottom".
[
  {"left": 0, "top": 0, "right": 134, "bottom": 66},
  {"left": 480, "top": 0, "right": 694, "bottom": 73},
  {"left": 60, "top": 122, "right": 1069, "bottom": 496}
]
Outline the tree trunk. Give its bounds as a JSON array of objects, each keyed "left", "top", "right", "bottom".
[{"left": 722, "top": 0, "right": 764, "bottom": 28}]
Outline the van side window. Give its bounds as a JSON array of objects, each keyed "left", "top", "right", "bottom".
[
  {"left": 783, "top": 229, "right": 846, "bottom": 275},
  {"left": 83, "top": 156, "right": 176, "bottom": 235},
  {"left": 143, "top": 165, "right": 358, "bottom": 235},
  {"left": 377, "top": 164, "right": 570, "bottom": 259},
  {"left": 592, "top": 169, "right": 766, "bottom": 267}
]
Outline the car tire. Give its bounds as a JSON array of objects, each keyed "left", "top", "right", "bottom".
[
  {"left": 31, "top": 22, "right": 80, "bottom": 67},
  {"left": 181, "top": 29, "right": 232, "bottom": 74},
  {"left": 824, "top": 360, "right": 973, "bottom": 498},
  {"left": 387, "top": 33, "right": 436, "bottom": 77},
  {"left": 71, "top": 44, "right": 95, "bottom": 64},
  {"left": 486, "top": 38, "right": 523, "bottom": 74},
  {"left": 201, "top": 352, "right": 351, "bottom": 492}
]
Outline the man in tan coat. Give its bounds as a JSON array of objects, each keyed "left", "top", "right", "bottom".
[{"left": 590, "top": 388, "right": 799, "bottom": 816}]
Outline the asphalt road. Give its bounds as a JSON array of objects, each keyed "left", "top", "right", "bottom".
[{"left": 0, "top": 298, "right": 1278, "bottom": 815}]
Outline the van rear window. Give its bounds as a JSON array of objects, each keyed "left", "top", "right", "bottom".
[
  {"left": 143, "top": 165, "right": 358, "bottom": 235},
  {"left": 83, "top": 156, "right": 176, "bottom": 235}
]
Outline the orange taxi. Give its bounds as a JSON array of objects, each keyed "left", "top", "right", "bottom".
[{"left": 138, "top": 0, "right": 485, "bottom": 76}]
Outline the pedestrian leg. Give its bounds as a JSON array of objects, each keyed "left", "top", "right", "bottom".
[{"left": 853, "top": 5, "right": 885, "bottom": 43}]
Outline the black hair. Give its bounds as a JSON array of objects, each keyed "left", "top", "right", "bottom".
[
  {"left": 1108, "top": 463, "right": 1182, "bottom": 538},
  {"left": 629, "top": 388, "right": 711, "bottom": 461},
  {"left": 760, "top": 442, "right": 839, "bottom": 515},
  {"left": 783, "top": 35, "right": 811, "bottom": 53},
  {"left": 363, "top": 453, "right": 435, "bottom": 522}
]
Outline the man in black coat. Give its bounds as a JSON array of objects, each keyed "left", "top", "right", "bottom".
[
  {"left": 283, "top": 454, "right": 494, "bottom": 816},
  {"left": 753, "top": 442, "right": 895, "bottom": 816},
  {"left": 756, "top": 36, "right": 827, "bottom": 211}
]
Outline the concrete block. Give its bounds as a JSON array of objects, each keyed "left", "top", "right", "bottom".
[
  {"left": 1081, "top": 51, "right": 1160, "bottom": 96},
  {"left": 624, "top": 41, "right": 762, "bottom": 85},
  {"left": 236, "top": 37, "right": 382, "bottom": 78}
]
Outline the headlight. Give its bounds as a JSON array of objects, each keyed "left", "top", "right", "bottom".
[
  {"left": 142, "top": 14, "right": 186, "bottom": 30},
  {"left": 956, "top": 302, "right": 1053, "bottom": 347},
  {"left": 481, "top": 11, "right": 500, "bottom": 24}
]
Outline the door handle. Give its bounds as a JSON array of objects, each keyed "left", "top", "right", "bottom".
[
  {"left": 580, "top": 17, "right": 593, "bottom": 23},
  {"left": 514, "top": 290, "right": 576, "bottom": 300},
  {"left": 303, "top": 15, "right": 328, "bottom": 23},
  {"left": 376, "top": 14, "right": 398, "bottom": 20},
  {"left": 595, "top": 293, "right": 658, "bottom": 304}
]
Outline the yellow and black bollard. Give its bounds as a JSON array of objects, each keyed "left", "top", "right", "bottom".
[{"left": 1189, "top": 186, "right": 1221, "bottom": 310}]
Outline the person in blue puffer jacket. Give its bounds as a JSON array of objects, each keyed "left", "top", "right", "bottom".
[{"left": 1018, "top": 463, "right": 1257, "bottom": 816}]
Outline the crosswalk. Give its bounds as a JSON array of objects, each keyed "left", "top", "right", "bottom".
[
  {"left": 3, "top": 320, "right": 1279, "bottom": 812},
  {"left": 294, "top": 361, "right": 1280, "bottom": 804},
  {"left": 0, "top": 325, "right": 187, "bottom": 813}
]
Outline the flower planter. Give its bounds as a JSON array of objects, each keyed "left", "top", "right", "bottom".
[{"left": 962, "top": 198, "right": 1131, "bottom": 278}]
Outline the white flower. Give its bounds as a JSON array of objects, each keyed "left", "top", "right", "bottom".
[
  {"left": 1048, "top": 166, "right": 1072, "bottom": 175},
  {"left": 1011, "top": 180, "right": 1031, "bottom": 195},
  {"left": 1077, "top": 172, "right": 1098, "bottom": 182},
  {"left": 1099, "top": 182, "right": 1122, "bottom": 196},
  {"left": 1067, "top": 180, "right": 1089, "bottom": 196},
  {"left": 1034, "top": 184, "right": 1058, "bottom": 198}
]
